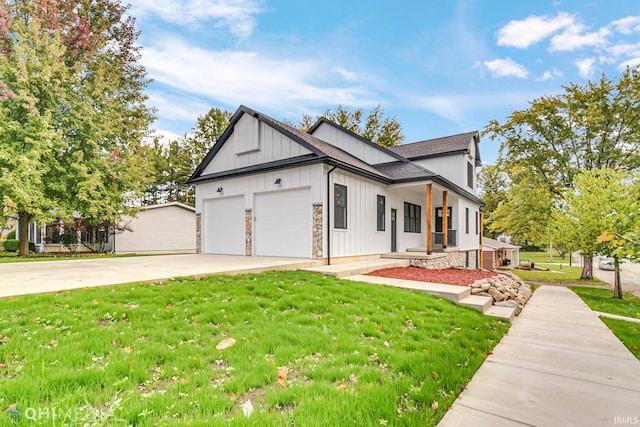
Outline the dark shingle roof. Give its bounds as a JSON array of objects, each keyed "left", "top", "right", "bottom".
[
  {"left": 373, "top": 162, "right": 437, "bottom": 181},
  {"left": 389, "top": 131, "right": 478, "bottom": 160}
]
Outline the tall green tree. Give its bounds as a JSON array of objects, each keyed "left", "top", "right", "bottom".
[
  {"left": 477, "top": 164, "right": 509, "bottom": 238},
  {"left": 553, "top": 168, "right": 638, "bottom": 287},
  {"left": 0, "top": 0, "right": 154, "bottom": 256},
  {"left": 485, "top": 67, "right": 640, "bottom": 275},
  {"left": 185, "top": 107, "right": 233, "bottom": 167},
  {"left": 293, "top": 104, "right": 404, "bottom": 147}
]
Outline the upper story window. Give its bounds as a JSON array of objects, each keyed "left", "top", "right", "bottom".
[
  {"left": 404, "top": 202, "right": 421, "bottom": 233},
  {"left": 467, "top": 161, "right": 474, "bottom": 189},
  {"left": 334, "top": 184, "right": 347, "bottom": 229},
  {"left": 377, "top": 195, "right": 385, "bottom": 231}
]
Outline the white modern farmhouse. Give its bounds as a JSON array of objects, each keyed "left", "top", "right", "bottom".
[{"left": 189, "top": 105, "right": 483, "bottom": 267}]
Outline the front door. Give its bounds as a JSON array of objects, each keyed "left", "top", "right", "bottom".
[
  {"left": 390, "top": 209, "right": 397, "bottom": 252},
  {"left": 435, "top": 207, "right": 452, "bottom": 232}
]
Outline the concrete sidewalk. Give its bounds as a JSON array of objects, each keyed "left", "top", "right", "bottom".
[
  {"left": 438, "top": 286, "right": 640, "bottom": 427},
  {"left": 0, "top": 254, "right": 319, "bottom": 298}
]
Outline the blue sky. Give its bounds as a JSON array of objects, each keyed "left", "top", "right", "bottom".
[{"left": 129, "top": 0, "right": 640, "bottom": 165}]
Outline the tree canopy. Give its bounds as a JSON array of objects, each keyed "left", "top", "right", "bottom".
[
  {"left": 483, "top": 67, "right": 640, "bottom": 276},
  {"left": 0, "top": 0, "right": 154, "bottom": 256},
  {"left": 293, "top": 104, "right": 404, "bottom": 147},
  {"left": 553, "top": 168, "right": 639, "bottom": 294}
]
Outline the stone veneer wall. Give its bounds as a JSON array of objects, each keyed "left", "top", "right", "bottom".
[
  {"left": 245, "top": 209, "right": 252, "bottom": 256},
  {"left": 312, "top": 203, "right": 323, "bottom": 260},
  {"left": 410, "top": 250, "right": 478, "bottom": 269},
  {"left": 195, "top": 213, "right": 201, "bottom": 254}
]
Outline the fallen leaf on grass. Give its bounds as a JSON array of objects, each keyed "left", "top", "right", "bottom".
[
  {"left": 242, "top": 399, "right": 254, "bottom": 417},
  {"left": 431, "top": 401, "right": 439, "bottom": 410},
  {"left": 92, "top": 299, "right": 99, "bottom": 305},
  {"left": 384, "top": 341, "right": 390, "bottom": 347},
  {"left": 123, "top": 346, "right": 132, "bottom": 354},
  {"left": 375, "top": 325, "right": 383, "bottom": 332},
  {"left": 112, "top": 339, "right": 118, "bottom": 348},
  {"left": 335, "top": 384, "right": 348, "bottom": 391},
  {"left": 311, "top": 313, "right": 322, "bottom": 320},
  {"left": 216, "top": 338, "right": 236, "bottom": 350},
  {"left": 277, "top": 366, "right": 288, "bottom": 386},
  {"left": 432, "top": 371, "right": 440, "bottom": 380}
]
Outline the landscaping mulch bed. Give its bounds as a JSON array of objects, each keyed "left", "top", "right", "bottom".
[{"left": 367, "top": 267, "right": 500, "bottom": 287}]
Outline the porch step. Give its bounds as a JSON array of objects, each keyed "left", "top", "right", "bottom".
[
  {"left": 303, "top": 259, "right": 410, "bottom": 278},
  {"left": 484, "top": 305, "right": 516, "bottom": 322},
  {"left": 343, "top": 275, "right": 471, "bottom": 303},
  {"left": 458, "top": 295, "right": 493, "bottom": 313}
]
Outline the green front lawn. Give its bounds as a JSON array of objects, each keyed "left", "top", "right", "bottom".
[
  {"left": 570, "top": 287, "right": 640, "bottom": 360},
  {"left": 0, "top": 271, "right": 508, "bottom": 426},
  {"left": 519, "top": 251, "right": 572, "bottom": 264},
  {"left": 512, "top": 264, "right": 607, "bottom": 286},
  {"left": 0, "top": 252, "right": 152, "bottom": 263}
]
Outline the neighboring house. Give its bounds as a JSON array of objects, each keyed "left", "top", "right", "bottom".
[
  {"left": 16, "top": 202, "right": 196, "bottom": 254},
  {"left": 482, "top": 236, "right": 521, "bottom": 269},
  {"left": 189, "top": 105, "right": 483, "bottom": 267},
  {"left": 115, "top": 202, "right": 196, "bottom": 254}
]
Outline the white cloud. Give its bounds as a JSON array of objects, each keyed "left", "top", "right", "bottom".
[
  {"left": 576, "top": 57, "right": 596, "bottom": 79},
  {"left": 608, "top": 42, "right": 640, "bottom": 57},
  {"left": 483, "top": 58, "right": 529, "bottom": 79},
  {"left": 144, "top": 129, "right": 184, "bottom": 147},
  {"left": 496, "top": 12, "right": 574, "bottom": 48},
  {"left": 130, "top": 0, "right": 263, "bottom": 38},
  {"left": 333, "top": 67, "right": 358, "bottom": 82},
  {"left": 536, "top": 68, "right": 564, "bottom": 81},
  {"left": 618, "top": 57, "right": 640, "bottom": 70},
  {"left": 417, "top": 96, "right": 465, "bottom": 123},
  {"left": 141, "top": 37, "right": 376, "bottom": 117},
  {"left": 549, "top": 24, "right": 610, "bottom": 52},
  {"left": 610, "top": 16, "right": 640, "bottom": 34}
]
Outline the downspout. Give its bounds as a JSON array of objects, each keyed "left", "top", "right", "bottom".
[{"left": 326, "top": 163, "right": 339, "bottom": 265}]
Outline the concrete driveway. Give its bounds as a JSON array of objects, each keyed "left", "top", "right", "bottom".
[
  {"left": 593, "top": 256, "right": 640, "bottom": 297},
  {"left": 0, "top": 254, "right": 320, "bottom": 298}
]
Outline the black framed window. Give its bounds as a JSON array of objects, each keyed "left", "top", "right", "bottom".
[
  {"left": 465, "top": 207, "right": 470, "bottom": 234},
  {"left": 475, "top": 211, "right": 479, "bottom": 235},
  {"left": 334, "top": 184, "right": 347, "bottom": 229},
  {"left": 377, "top": 195, "right": 385, "bottom": 231},
  {"left": 404, "top": 202, "right": 421, "bottom": 233},
  {"left": 467, "top": 162, "right": 474, "bottom": 189}
]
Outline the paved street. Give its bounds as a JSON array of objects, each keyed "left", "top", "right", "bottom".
[
  {"left": 593, "top": 256, "right": 640, "bottom": 297},
  {"left": 0, "top": 254, "right": 318, "bottom": 298}
]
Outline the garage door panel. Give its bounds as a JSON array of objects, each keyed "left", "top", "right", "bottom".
[
  {"left": 203, "top": 196, "right": 244, "bottom": 255},
  {"left": 255, "top": 188, "right": 311, "bottom": 258}
]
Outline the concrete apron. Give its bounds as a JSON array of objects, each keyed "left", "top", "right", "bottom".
[
  {"left": 0, "top": 254, "right": 319, "bottom": 298},
  {"left": 438, "top": 285, "right": 640, "bottom": 427}
]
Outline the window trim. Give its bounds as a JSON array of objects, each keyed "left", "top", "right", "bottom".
[
  {"left": 376, "top": 195, "right": 385, "bottom": 232},
  {"left": 334, "top": 184, "right": 347, "bottom": 230},
  {"left": 404, "top": 202, "right": 422, "bottom": 233},
  {"left": 465, "top": 207, "right": 470, "bottom": 234}
]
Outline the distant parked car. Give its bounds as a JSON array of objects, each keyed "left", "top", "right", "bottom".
[{"left": 598, "top": 257, "right": 615, "bottom": 271}]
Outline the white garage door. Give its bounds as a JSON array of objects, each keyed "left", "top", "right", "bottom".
[
  {"left": 203, "top": 196, "right": 245, "bottom": 255},
  {"left": 255, "top": 188, "right": 311, "bottom": 258}
]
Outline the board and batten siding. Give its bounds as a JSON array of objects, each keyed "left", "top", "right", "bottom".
[
  {"left": 328, "top": 170, "right": 429, "bottom": 257},
  {"left": 311, "top": 122, "right": 398, "bottom": 165},
  {"left": 456, "top": 197, "right": 480, "bottom": 251},
  {"left": 202, "top": 114, "right": 312, "bottom": 176},
  {"left": 195, "top": 164, "right": 324, "bottom": 213}
]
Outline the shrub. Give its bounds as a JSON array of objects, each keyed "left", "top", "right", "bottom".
[
  {"left": 6, "top": 230, "right": 16, "bottom": 240},
  {"left": 3, "top": 239, "right": 19, "bottom": 252},
  {"left": 29, "top": 241, "right": 36, "bottom": 252}
]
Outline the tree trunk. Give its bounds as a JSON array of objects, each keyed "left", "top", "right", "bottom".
[
  {"left": 613, "top": 258, "right": 623, "bottom": 299},
  {"left": 18, "top": 211, "right": 32, "bottom": 258},
  {"left": 580, "top": 256, "right": 593, "bottom": 279}
]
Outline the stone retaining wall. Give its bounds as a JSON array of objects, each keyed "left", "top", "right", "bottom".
[
  {"left": 470, "top": 271, "right": 533, "bottom": 315},
  {"left": 410, "top": 250, "right": 477, "bottom": 269}
]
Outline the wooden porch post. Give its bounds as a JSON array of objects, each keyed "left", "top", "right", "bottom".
[
  {"left": 442, "top": 190, "right": 448, "bottom": 248},
  {"left": 426, "top": 183, "right": 433, "bottom": 254}
]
